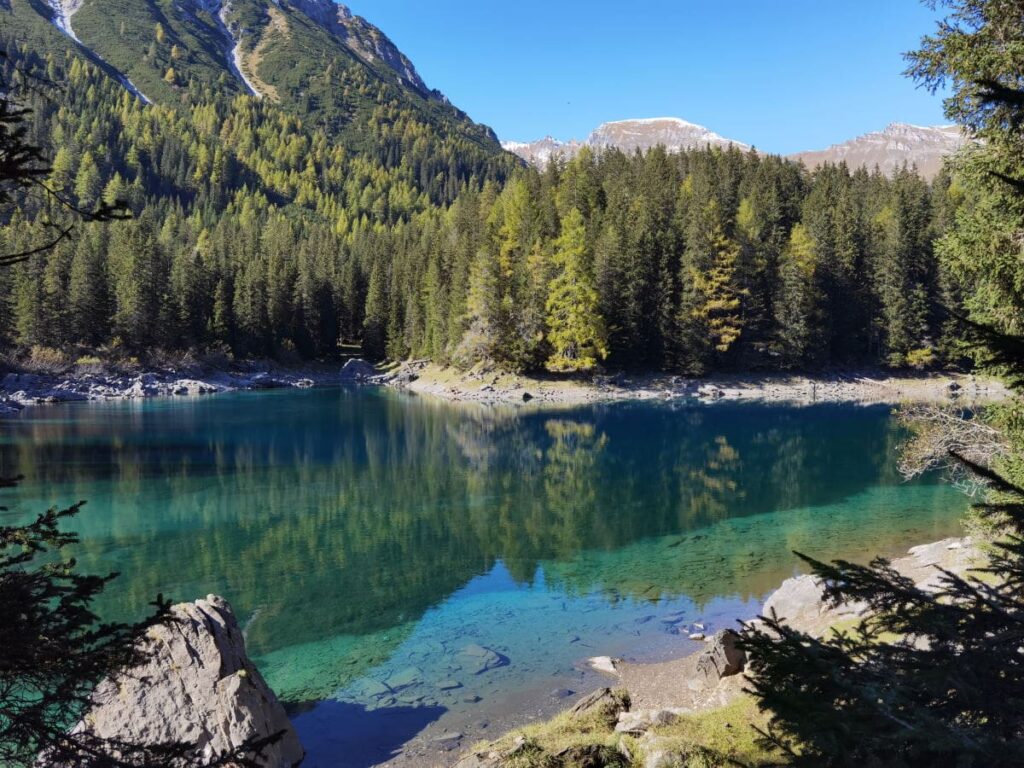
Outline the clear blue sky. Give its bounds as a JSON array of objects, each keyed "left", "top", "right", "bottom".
[{"left": 346, "top": 0, "right": 950, "bottom": 155}]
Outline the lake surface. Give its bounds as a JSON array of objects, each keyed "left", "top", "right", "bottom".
[{"left": 0, "top": 388, "right": 969, "bottom": 766}]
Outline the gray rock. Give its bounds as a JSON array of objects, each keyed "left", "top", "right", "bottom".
[
  {"left": 458, "top": 643, "right": 507, "bottom": 675},
  {"left": 694, "top": 630, "right": 746, "bottom": 686},
  {"left": 52, "top": 595, "right": 302, "bottom": 767},
  {"left": 568, "top": 687, "right": 629, "bottom": 725},
  {"left": 340, "top": 358, "right": 377, "bottom": 381},
  {"left": 762, "top": 574, "right": 827, "bottom": 622},
  {"left": 431, "top": 732, "right": 463, "bottom": 751},
  {"left": 616, "top": 708, "right": 684, "bottom": 734}
]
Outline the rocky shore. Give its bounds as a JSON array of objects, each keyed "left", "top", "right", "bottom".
[
  {"left": 395, "top": 362, "right": 1010, "bottom": 407},
  {"left": 452, "top": 535, "right": 983, "bottom": 768},
  {"left": 0, "top": 355, "right": 1009, "bottom": 417},
  {"left": 0, "top": 358, "right": 383, "bottom": 416}
]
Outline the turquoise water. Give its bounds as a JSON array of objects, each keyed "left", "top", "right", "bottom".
[{"left": 0, "top": 389, "right": 969, "bottom": 765}]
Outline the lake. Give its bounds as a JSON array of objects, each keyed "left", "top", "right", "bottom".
[{"left": 0, "top": 388, "right": 968, "bottom": 766}]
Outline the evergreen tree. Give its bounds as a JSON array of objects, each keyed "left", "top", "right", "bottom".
[
  {"left": 775, "top": 222, "right": 824, "bottom": 366},
  {"left": 544, "top": 208, "right": 608, "bottom": 372},
  {"left": 678, "top": 200, "right": 746, "bottom": 373}
]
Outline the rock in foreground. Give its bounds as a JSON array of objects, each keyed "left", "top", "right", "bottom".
[{"left": 62, "top": 595, "right": 303, "bottom": 767}]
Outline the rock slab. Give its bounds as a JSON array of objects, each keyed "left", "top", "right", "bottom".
[{"left": 65, "top": 595, "right": 303, "bottom": 767}]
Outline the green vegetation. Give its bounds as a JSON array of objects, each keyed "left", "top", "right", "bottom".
[
  {"left": 0, "top": 39, "right": 956, "bottom": 371},
  {"left": 0, "top": 0, "right": 966, "bottom": 374},
  {"left": 479, "top": 692, "right": 772, "bottom": 768},
  {"left": 739, "top": 3, "right": 1024, "bottom": 766}
]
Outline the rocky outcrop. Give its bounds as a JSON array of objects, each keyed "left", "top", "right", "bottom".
[{"left": 62, "top": 595, "right": 303, "bottom": 768}]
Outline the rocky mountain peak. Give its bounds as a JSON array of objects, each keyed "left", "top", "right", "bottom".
[
  {"left": 286, "top": 0, "right": 429, "bottom": 94},
  {"left": 790, "top": 122, "right": 967, "bottom": 178},
  {"left": 503, "top": 117, "right": 749, "bottom": 166}
]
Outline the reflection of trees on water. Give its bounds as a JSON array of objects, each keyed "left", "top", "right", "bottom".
[{"left": 0, "top": 392, "right": 952, "bottom": 660}]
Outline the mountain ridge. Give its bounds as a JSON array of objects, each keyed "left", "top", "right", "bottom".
[
  {"left": 10, "top": 0, "right": 502, "bottom": 155},
  {"left": 505, "top": 119, "right": 966, "bottom": 177}
]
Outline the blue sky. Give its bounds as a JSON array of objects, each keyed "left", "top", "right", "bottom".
[{"left": 346, "top": 0, "right": 950, "bottom": 155}]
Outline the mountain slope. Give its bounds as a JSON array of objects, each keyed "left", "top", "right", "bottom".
[
  {"left": 789, "top": 123, "right": 966, "bottom": 178},
  {"left": 5, "top": 0, "right": 504, "bottom": 159}
]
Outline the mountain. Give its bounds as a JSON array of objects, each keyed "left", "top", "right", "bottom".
[
  {"left": 506, "top": 119, "right": 964, "bottom": 178},
  {"left": 788, "top": 123, "right": 966, "bottom": 179},
  {"left": 500, "top": 136, "right": 581, "bottom": 167},
  {"left": 5, "top": 0, "right": 502, "bottom": 155},
  {"left": 503, "top": 117, "right": 749, "bottom": 165}
]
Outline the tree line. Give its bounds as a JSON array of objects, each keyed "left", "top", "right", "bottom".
[{"left": 0, "top": 44, "right": 960, "bottom": 374}]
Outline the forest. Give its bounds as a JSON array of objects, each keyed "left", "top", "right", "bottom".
[{"left": 0, "top": 41, "right": 963, "bottom": 375}]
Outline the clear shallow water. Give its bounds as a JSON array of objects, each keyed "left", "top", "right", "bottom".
[{"left": 0, "top": 389, "right": 968, "bottom": 766}]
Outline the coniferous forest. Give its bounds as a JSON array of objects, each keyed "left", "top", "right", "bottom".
[{"left": 0, "top": 39, "right": 962, "bottom": 375}]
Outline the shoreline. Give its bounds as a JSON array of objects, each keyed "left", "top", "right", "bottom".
[
  {"left": 397, "top": 362, "right": 1009, "bottom": 407},
  {"left": 0, "top": 359, "right": 362, "bottom": 416},
  {"left": 450, "top": 534, "right": 983, "bottom": 768},
  {"left": 0, "top": 358, "right": 1009, "bottom": 417}
]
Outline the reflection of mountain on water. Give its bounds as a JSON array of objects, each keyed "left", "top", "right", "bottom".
[{"left": 0, "top": 391, "right": 957, "bottom": 672}]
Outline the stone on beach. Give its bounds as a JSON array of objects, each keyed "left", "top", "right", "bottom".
[
  {"left": 762, "top": 573, "right": 828, "bottom": 623},
  {"left": 587, "top": 655, "right": 622, "bottom": 675},
  {"left": 693, "top": 630, "right": 747, "bottom": 687},
  {"left": 340, "top": 358, "right": 377, "bottom": 381}
]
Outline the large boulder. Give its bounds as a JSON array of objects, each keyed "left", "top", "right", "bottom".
[
  {"left": 762, "top": 574, "right": 827, "bottom": 624},
  {"left": 60, "top": 595, "right": 303, "bottom": 767},
  {"left": 693, "top": 629, "right": 746, "bottom": 687}
]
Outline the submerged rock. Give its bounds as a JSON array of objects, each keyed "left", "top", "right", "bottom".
[
  {"left": 53, "top": 595, "right": 303, "bottom": 768},
  {"left": 458, "top": 643, "right": 507, "bottom": 674}
]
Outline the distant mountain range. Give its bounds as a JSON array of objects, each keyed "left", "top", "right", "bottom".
[
  {"left": 503, "top": 120, "right": 967, "bottom": 178},
  {"left": 788, "top": 123, "right": 966, "bottom": 179}
]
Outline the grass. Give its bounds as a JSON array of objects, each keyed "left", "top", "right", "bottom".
[
  {"left": 644, "top": 695, "right": 774, "bottom": 767},
  {"left": 474, "top": 690, "right": 776, "bottom": 768}
]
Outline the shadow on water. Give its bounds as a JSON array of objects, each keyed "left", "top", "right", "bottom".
[{"left": 289, "top": 700, "right": 446, "bottom": 768}]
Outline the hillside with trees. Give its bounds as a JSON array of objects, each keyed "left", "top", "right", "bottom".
[{"left": 0, "top": 0, "right": 967, "bottom": 376}]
